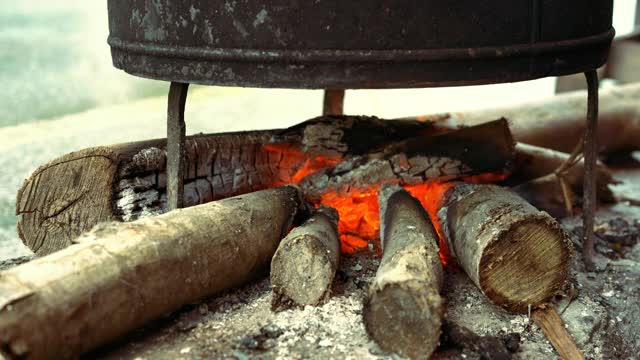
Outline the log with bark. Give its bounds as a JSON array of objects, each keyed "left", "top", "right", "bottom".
[
  {"left": 0, "top": 186, "right": 302, "bottom": 360},
  {"left": 436, "top": 183, "right": 572, "bottom": 313},
  {"left": 15, "top": 116, "right": 438, "bottom": 256},
  {"left": 406, "top": 83, "right": 640, "bottom": 154},
  {"left": 512, "top": 142, "right": 615, "bottom": 200},
  {"left": 17, "top": 117, "right": 513, "bottom": 256},
  {"left": 363, "top": 185, "right": 443, "bottom": 359},
  {"left": 300, "top": 119, "right": 514, "bottom": 201},
  {"left": 512, "top": 142, "right": 617, "bottom": 217},
  {"left": 270, "top": 206, "right": 340, "bottom": 309}
]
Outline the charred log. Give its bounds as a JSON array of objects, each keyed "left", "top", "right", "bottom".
[
  {"left": 16, "top": 116, "right": 437, "bottom": 256},
  {"left": 363, "top": 185, "right": 443, "bottom": 359},
  {"left": 16, "top": 117, "right": 509, "bottom": 256},
  {"left": 301, "top": 119, "right": 515, "bottom": 201},
  {"left": 437, "top": 183, "right": 572, "bottom": 313},
  {"left": 270, "top": 206, "right": 340, "bottom": 309},
  {"left": 0, "top": 186, "right": 302, "bottom": 360}
]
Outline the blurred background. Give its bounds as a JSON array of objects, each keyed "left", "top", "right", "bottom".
[{"left": 0, "top": 0, "right": 638, "bottom": 260}]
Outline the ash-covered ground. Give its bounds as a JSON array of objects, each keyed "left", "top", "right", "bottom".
[{"left": 1, "top": 166, "right": 639, "bottom": 360}]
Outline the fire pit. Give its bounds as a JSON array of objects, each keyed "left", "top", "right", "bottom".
[
  {"left": 106, "top": 0, "right": 613, "bottom": 267},
  {"left": 0, "top": 2, "right": 622, "bottom": 359}
]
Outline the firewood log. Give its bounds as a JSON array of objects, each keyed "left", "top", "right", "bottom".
[
  {"left": 512, "top": 142, "right": 615, "bottom": 201},
  {"left": 15, "top": 116, "right": 436, "bottom": 256},
  {"left": 511, "top": 142, "right": 617, "bottom": 217},
  {"left": 0, "top": 186, "right": 302, "bottom": 360},
  {"left": 408, "top": 83, "right": 640, "bottom": 154},
  {"left": 270, "top": 206, "right": 340, "bottom": 309},
  {"left": 363, "top": 185, "right": 443, "bottom": 359},
  {"left": 300, "top": 119, "right": 515, "bottom": 202},
  {"left": 436, "top": 183, "right": 572, "bottom": 313},
  {"left": 17, "top": 117, "right": 512, "bottom": 256}
]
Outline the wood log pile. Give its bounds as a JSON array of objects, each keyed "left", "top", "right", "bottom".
[{"left": 6, "top": 83, "right": 637, "bottom": 358}]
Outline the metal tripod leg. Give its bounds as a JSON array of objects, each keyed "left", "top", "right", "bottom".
[
  {"left": 167, "top": 82, "right": 189, "bottom": 211},
  {"left": 582, "top": 70, "right": 599, "bottom": 270},
  {"left": 323, "top": 89, "right": 345, "bottom": 115}
]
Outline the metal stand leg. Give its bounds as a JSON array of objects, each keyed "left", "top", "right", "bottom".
[
  {"left": 583, "top": 70, "right": 599, "bottom": 270},
  {"left": 167, "top": 82, "right": 189, "bottom": 211},
  {"left": 323, "top": 89, "right": 345, "bottom": 115}
]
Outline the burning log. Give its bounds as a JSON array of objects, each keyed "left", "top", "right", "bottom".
[
  {"left": 0, "top": 186, "right": 302, "bottom": 360},
  {"left": 17, "top": 117, "right": 512, "bottom": 256},
  {"left": 15, "top": 116, "right": 437, "bottom": 256},
  {"left": 301, "top": 119, "right": 515, "bottom": 201},
  {"left": 436, "top": 183, "right": 572, "bottom": 313},
  {"left": 270, "top": 206, "right": 340, "bottom": 309},
  {"left": 363, "top": 185, "right": 443, "bottom": 359}
]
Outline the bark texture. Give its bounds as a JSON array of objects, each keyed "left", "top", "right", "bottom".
[
  {"left": 363, "top": 185, "right": 443, "bottom": 359},
  {"left": 512, "top": 142, "right": 615, "bottom": 199},
  {"left": 412, "top": 83, "right": 640, "bottom": 154},
  {"left": 0, "top": 186, "right": 302, "bottom": 360},
  {"left": 512, "top": 142, "right": 616, "bottom": 217},
  {"left": 17, "top": 117, "right": 511, "bottom": 256},
  {"left": 270, "top": 206, "right": 340, "bottom": 309},
  {"left": 301, "top": 119, "right": 514, "bottom": 201},
  {"left": 437, "top": 183, "right": 572, "bottom": 313},
  {"left": 16, "top": 116, "right": 435, "bottom": 256}
]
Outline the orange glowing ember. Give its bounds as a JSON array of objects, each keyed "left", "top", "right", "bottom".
[
  {"left": 314, "top": 172, "right": 508, "bottom": 264},
  {"left": 264, "top": 141, "right": 509, "bottom": 265},
  {"left": 319, "top": 189, "right": 381, "bottom": 254},
  {"left": 405, "top": 182, "right": 455, "bottom": 264},
  {"left": 264, "top": 143, "right": 342, "bottom": 186},
  {"left": 291, "top": 157, "right": 342, "bottom": 183}
]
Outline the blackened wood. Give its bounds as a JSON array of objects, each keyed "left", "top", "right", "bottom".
[
  {"left": 363, "top": 185, "right": 443, "bottom": 359},
  {"left": 300, "top": 119, "right": 515, "bottom": 201},
  {"left": 0, "top": 186, "right": 302, "bottom": 360},
  {"left": 437, "top": 183, "right": 572, "bottom": 313},
  {"left": 270, "top": 206, "right": 340, "bottom": 309},
  {"left": 16, "top": 131, "right": 273, "bottom": 256},
  {"left": 14, "top": 116, "right": 484, "bottom": 256}
]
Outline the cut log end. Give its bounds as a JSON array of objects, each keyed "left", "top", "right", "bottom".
[
  {"left": 478, "top": 216, "right": 572, "bottom": 313},
  {"left": 271, "top": 235, "right": 336, "bottom": 308},
  {"left": 440, "top": 183, "right": 572, "bottom": 313},
  {"left": 363, "top": 280, "right": 443, "bottom": 359},
  {"left": 270, "top": 206, "right": 340, "bottom": 309}
]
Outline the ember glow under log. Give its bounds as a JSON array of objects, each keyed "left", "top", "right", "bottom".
[
  {"left": 17, "top": 116, "right": 514, "bottom": 256},
  {"left": 270, "top": 206, "right": 340, "bottom": 309},
  {"left": 436, "top": 183, "right": 572, "bottom": 313},
  {"left": 363, "top": 185, "right": 443, "bottom": 359},
  {"left": 0, "top": 186, "right": 302, "bottom": 360}
]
